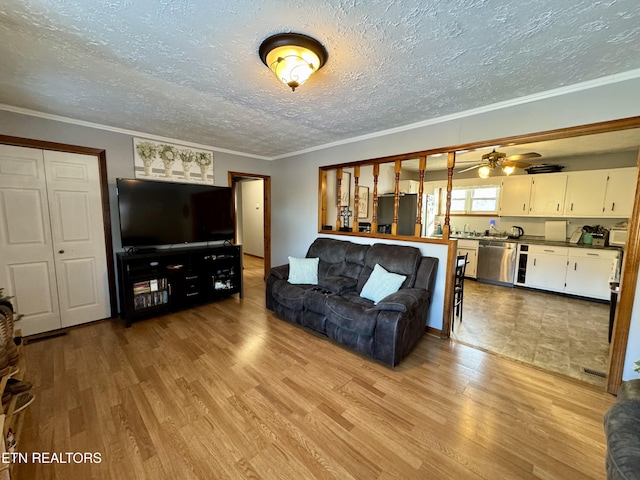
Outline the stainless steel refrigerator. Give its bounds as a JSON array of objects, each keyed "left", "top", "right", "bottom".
[{"left": 376, "top": 193, "right": 434, "bottom": 236}]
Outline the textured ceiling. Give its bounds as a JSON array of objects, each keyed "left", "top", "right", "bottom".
[{"left": 1, "top": 0, "right": 639, "bottom": 159}]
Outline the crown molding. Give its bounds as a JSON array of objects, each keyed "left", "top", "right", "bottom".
[
  {"left": 271, "top": 68, "right": 640, "bottom": 160},
  {"left": 0, "top": 104, "right": 271, "bottom": 161},
  {"left": 2, "top": 68, "right": 640, "bottom": 162}
]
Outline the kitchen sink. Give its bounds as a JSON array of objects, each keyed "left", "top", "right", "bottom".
[{"left": 452, "top": 234, "right": 509, "bottom": 241}]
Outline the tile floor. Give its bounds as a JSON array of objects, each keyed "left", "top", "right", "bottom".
[{"left": 451, "top": 279, "right": 611, "bottom": 387}]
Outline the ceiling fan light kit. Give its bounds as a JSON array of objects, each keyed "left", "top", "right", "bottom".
[
  {"left": 259, "top": 33, "right": 328, "bottom": 91},
  {"left": 458, "top": 149, "right": 542, "bottom": 178},
  {"left": 502, "top": 164, "right": 516, "bottom": 176}
]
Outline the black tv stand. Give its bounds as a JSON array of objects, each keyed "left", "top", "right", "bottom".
[{"left": 116, "top": 244, "right": 243, "bottom": 327}]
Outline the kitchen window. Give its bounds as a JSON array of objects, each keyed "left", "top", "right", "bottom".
[{"left": 449, "top": 185, "right": 500, "bottom": 214}]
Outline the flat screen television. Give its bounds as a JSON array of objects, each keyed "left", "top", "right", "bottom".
[{"left": 116, "top": 178, "right": 235, "bottom": 247}]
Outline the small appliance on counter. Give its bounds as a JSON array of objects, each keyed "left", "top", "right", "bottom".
[
  {"left": 583, "top": 225, "right": 609, "bottom": 247},
  {"left": 508, "top": 226, "right": 524, "bottom": 239},
  {"left": 609, "top": 226, "right": 628, "bottom": 247}
]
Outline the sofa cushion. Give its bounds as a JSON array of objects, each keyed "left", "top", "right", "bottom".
[
  {"left": 360, "top": 264, "right": 406, "bottom": 304},
  {"left": 325, "top": 294, "right": 378, "bottom": 336},
  {"left": 303, "top": 288, "right": 332, "bottom": 314},
  {"left": 307, "top": 237, "right": 350, "bottom": 264},
  {"left": 339, "top": 243, "right": 369, "bottom": 279},
  {"left": 374, "top": 288, "right": 424, "bottom": 313},
  {"left": 318, "top": 276, "right": 357, "bottom": 294},
  {"left": 271, "top": 280, "right": 313, "bottom": 311},
  {"left": 288, "top": 256, "right": 319, "bottom": 284},
  {"left": 307, "top": 238, "right": 369, "bottom": 282},
  {"left": 357, "top": 243, "right": 422, "bottom": 291}
]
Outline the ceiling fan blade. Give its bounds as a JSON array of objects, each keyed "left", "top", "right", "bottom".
[
  {"left": 457, "top": 164, "right": 482, "bottom": 173},
  {"left": 502, "top": 160, "right": 531, "bottom": 169},
  {"left": 505, "top": 152, "right": 541, "bottom": 162}
]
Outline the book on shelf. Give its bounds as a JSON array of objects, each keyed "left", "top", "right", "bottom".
[
  {"left": 133, "top": 278, "right": 169, "bottom": 309},
  {"left": 133, "top": 278, "right": 167, "bottom": 295}
]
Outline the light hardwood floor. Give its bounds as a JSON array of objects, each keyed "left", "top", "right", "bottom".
[{"left": 17, "top": 255, "right": 615, "bottom": 479}]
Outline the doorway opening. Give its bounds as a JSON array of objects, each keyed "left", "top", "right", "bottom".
[{"left": 228, "top": 172, "right": 271, "bottom": 281}]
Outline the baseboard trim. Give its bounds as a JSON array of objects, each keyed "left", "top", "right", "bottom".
[{"left": 426, "top": 326, "right": 442, "bottom": 337}]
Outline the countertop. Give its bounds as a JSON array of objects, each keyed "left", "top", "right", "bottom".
[{"left": 431, "top": 234, "right": 622, "bottom": 251}]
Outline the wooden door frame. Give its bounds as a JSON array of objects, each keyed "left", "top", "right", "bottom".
[
  {"left": 608, "top": 145, "right": 640, "bottom": 394},
  {"left": 0, "top": 135, "right": 117, "bottom": 318},
  {"left": 228, "top": 172, "right": 271, "bottom": 280}
]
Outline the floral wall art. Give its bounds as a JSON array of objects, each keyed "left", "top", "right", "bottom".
[{"left": 133, "top": 138, "right": 214, "bottom": 184}]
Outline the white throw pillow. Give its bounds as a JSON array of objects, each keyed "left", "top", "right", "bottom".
[
  {"left": 288, "top": 257, "right": 319, "bottom": 285},
  {"left": 360, "top": 263, "right": 406, "bottom": 304}
]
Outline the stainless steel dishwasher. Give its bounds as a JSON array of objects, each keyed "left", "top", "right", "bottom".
[{"left": 477, "top": 240, "right": 518, "bottom": 286}]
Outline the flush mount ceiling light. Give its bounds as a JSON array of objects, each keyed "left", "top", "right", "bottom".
[{"left": 259, "top": 33, "right": 328, "bottom": 91}]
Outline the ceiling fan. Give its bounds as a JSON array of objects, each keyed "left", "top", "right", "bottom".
[{"left": 458, "top": 149, "right": 541, "bottom": 178}]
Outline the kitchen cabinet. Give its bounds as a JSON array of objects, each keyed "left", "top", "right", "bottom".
[
  {"left": 564, "top": 170, "right": 608, "bottom": 216},
  {"left": 457, "top": 239, "right": 479, "bottom": 279},
  {"left": 520, "top": 244, "right": 619, "bottom": 300},
  {"left": 499, "top": 176, "right": 531, "bottom": 216},
  {"left": 564, "top": 248, "right": 619, "bottom": 300},
  {"left": 495, "top": 167, "right": 636, "bottom": 219},
  {"left": 398, "top": 180, "right": 421, "bottom": 194},
  {"left": 525, "top": 245, "right": 568, "bottom": 293},
  {"left": 562, "top": 167, "right": 637, "bottom": 218},
  {"left": 604, "top": 167, "right": 637, "bottom": 217},
  {"left": 529, "top": 174, "right": 567, "bottom": 216}
]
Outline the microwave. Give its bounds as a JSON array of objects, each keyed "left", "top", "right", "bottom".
[{"left": 609, "top": 228, "right": 628, "bottom": 247}]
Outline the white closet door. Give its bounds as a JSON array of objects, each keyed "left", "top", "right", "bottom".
[
  {"left": 44, "top": 150, "right": 110, "bottom": 328},
  {"left": 0, "top": 145, "right": 62, "bottom": 335}
]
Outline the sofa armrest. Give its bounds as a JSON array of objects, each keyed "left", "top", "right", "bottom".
[
  {"left": 319, "top": 276, "right": 357, "bottom": 294},
  {"left": 374, "top": 288, "right": 426, "bottom": 313},
  {"left": 269, "top": 264, "right": 290, "bottom": 280}
]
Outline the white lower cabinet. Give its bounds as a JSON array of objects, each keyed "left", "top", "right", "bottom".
[
  {"left": 525, "top": 246, "right": 568, "bottom": 293},
  {"left": 457, "top": 239, "right": 479, "bottom": 279},
  {"left": 564, "top": 249, "right": 619, "bottom": 300},
  {"left": 523, "top": 244, "right": 618, "bottom": 300}
]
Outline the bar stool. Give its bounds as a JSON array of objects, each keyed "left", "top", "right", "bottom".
[{"left": 452, "top": 253, "right": 468, "bottom": 331}]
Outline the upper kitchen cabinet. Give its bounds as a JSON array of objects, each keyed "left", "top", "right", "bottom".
[
  {"left": 499, "top": 176, "right": 532, "bottom": 216},
  {"left": 529, "top": 174, "right": 567, "bottom": 216},
  {"left": 564, "top": 170, "right": 608, "bottom": 216},
  {"left": 398, "top": 179, "right": 421, "bottom": 194},
  {"left": 563, "top": 167, "right": 637, "bottom": 218},
  {"left": 603, "top": 167, "right": 637, "bottom": 217}
]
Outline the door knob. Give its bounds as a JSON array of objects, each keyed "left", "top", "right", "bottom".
[{"left": 58, "top": 250, "right": 65, "bottom": 254}]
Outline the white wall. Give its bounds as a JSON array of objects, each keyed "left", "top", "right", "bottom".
[
  {"left": 240, "top": 179, "right": 264, "bottom": 257},
  {"left": 624, "top": 274, "right": 640, "bottom": 381},
  {"left": 270, "top": 76, "right": 640, "bottom": 375}
]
